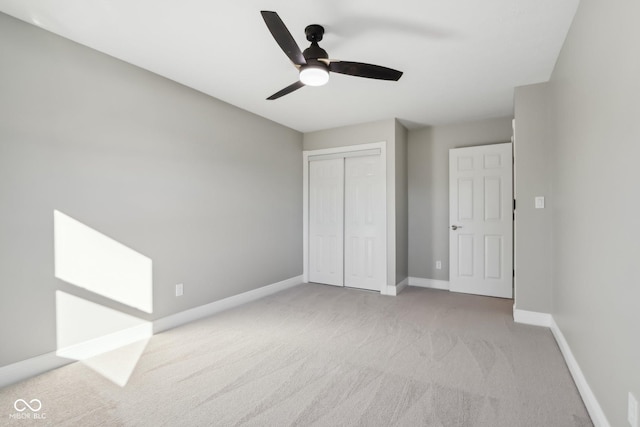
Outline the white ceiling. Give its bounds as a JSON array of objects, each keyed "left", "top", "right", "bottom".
[{"left": 0, "top": 0, "right": 579, "bottom": 133}]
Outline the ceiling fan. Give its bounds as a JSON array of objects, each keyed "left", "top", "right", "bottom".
[{"left": 261, "top": 11, "right": 403, "bottom": 100}]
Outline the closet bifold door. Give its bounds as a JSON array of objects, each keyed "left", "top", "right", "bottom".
[
  {"left": 308, "top": 158, "right": 345, "bottom": 286},
  {"left": 344, "top": 155, "right": 386, "bottom": 291}
]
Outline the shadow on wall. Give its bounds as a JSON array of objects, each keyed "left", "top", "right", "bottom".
[{"left": 53, "top": 210, "right": 153, "bottom": 387}]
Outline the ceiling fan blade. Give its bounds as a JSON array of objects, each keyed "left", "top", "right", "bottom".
[
  {"left": 329, "top": 61, "right": 403, "bottom": 81},
  {"left": 267, "top": 81, "right": 305, "bottom": 100},
  {"left": 261, "top": 11, "right": 306, "bottom": 66}
]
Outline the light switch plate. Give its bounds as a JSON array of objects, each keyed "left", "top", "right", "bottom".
[{"left": 535, "top": 196, "right": 545, "bottom": 209}]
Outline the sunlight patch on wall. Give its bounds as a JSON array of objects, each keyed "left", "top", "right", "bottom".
[
  {"left": 54, "top": 210, "right": 153, "bottom": 313},
  {"left": 56, "top": 291, "right": 151, "bottom": 386},
  {"left": 53, "top": 210, "right": 155, "bottom": 387}
]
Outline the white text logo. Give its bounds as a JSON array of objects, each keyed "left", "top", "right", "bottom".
[{"left": 9, "top": 399, "right": 46, "bottom": 420}]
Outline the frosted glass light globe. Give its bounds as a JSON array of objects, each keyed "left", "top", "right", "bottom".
[{"left": 299, "top": 66, "right": 329, "bottom": 86}]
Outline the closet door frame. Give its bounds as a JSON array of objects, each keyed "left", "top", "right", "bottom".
[{"left": 303, "top": 142, "right": 389, "bottom": 293}]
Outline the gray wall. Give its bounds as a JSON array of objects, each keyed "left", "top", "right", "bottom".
[
  {"left": 407, "top": 117, "right": 513, "bottom": 281},
  {"left": 545, "top": 0, "right": 640, "bottom": 424},
  {"left": 0, "top": 13, "right": 303, "bottom": 367},
  {"left": 394, "top": 120, "right": 408, "bottom": 284},
  {"left": 302, "top": 119, "right": 396, "bottom": 151},
  {"left": 513, "top": 83, "right": 553, "bottom": 313}
]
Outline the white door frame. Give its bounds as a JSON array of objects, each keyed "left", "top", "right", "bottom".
[{"left": 303, "top": 142, "right": 389, "bottom": 292}]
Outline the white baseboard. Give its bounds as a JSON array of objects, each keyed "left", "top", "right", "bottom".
[
  {"left": 396, "top": 277, "right": 408, "bottom": 294},
  {"left": 153, "top": 275, "right": 303, "bottom": 333},
  {"left": 513, "top": 307, "right": 610, "bottom": 427},
  {"left": 408, "top": 277, "right": 450, "bottom": 290},
  {"left": 0, "top": 275, "right": 303, "bottom": 390},
  {"left": 382, "top": 278, "right": 409, "bottom": 296},
  {"left": 513, "top": 307, "right": 552, "bottom": 327},
  {"left": 549, "top": 317, "right": 610, "bottom": 427},
  {"left": 0, "top": 352, "right": 71, "bottom": 390},
  {"left": 381, "top": 285, "right": 395, "bottom": 296},
  {"left": 56, "top": 323, "right": 153, "bottom": 361}
]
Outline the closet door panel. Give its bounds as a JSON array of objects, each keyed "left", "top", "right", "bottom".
[
  {"left": 344, "top": 155, "right": 386, "bottom": 291},
  {"left": 308, "top": 158, "right": 344, "bottom": 286}
]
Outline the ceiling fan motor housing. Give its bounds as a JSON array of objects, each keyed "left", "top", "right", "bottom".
[{"left": 303, "top": 45, "right": 328, "bottom": 62}]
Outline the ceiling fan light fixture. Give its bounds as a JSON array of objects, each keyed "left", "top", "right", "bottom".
[
  {"left": 299, "top": 65, "right": 329, "bottom": 86},
  {"left": 261, "top": 11, "right": 402, "bottom": 100}
]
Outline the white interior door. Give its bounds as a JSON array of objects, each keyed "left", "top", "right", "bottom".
[
  {"left": 344, "top": 155, "right": 386, "bottom": 291},
  {"left": 449, "top": 143, "right": 513, "bottom": 298},
  {"left": 309, "top": 158, "right": 344, "bottom": 286}
]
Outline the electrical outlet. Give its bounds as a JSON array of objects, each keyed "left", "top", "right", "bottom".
[
  {"left": 629, "top": 392, "right": 638, "bottom": 427},
  {"left": 175, "top": 283, "right": 184, "bottom": 297},
  {"left": 535, "top": 196, "right": 545, "bottom": 209},
  {"left": 435, "top": 260, "right": 442, "bottom": 270}
]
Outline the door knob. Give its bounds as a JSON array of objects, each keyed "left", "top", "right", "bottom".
[{"left": 451, "top": 225, "right": 462, "bottom": 230}]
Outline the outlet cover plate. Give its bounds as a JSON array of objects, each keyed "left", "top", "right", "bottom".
[{"left": 175, "top": 283, "right": 184, "bottom": 297}]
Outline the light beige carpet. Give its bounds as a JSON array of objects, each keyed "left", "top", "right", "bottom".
[{"left": 1, "top": 284, "right": 592, "bottom": 426}]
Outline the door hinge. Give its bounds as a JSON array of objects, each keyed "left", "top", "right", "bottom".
[
  {"left": 513, "top": 199, "right": 516, "bottom": 210},
  {"left": 513, "top": 269, "right": 515, "bottom": 277}
]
